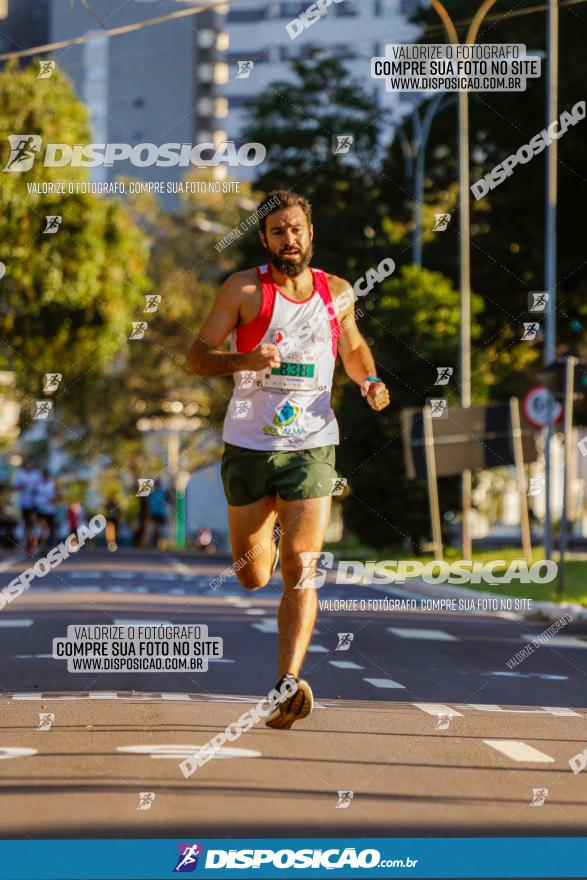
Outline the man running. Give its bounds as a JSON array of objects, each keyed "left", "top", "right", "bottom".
[{"left": 187, "top": 190, "right": 390, "bottom": 729}]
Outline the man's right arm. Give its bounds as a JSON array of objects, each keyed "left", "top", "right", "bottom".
[{"left": 186, "top": 274, "right": 281, "bottom": 377}]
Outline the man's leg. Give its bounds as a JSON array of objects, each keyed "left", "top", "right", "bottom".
[
  {"left": 274, "top": 495, "right": 332, "bottom": 678},
  {"left": 228, "top": 496, "right": 278, "bottom": 590}
]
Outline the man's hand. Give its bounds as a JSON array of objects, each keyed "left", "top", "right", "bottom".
[
  {"left": 241, "top": 343, "right": 281, "bottom": 372},
  {"left": 360, "top": 379, "right": 390, "bottom": 412}
]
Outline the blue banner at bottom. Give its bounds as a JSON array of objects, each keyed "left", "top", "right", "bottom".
[{"left": 0, "top": 837, "right": 585, "bottom": 880}]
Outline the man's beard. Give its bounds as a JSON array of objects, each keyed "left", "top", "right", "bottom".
[{"left": 265, "top": 242, "right": 313, "bottom": 277}]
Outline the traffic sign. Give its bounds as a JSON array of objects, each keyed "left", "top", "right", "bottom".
[{"left": 522, "top": 386, "right": 562, "bottom": 428}]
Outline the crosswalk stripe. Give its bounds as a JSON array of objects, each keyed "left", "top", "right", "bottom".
[
  {"left": 0, "top": 619, "right": 33, "bottom": 627},
  {"left": 388, "top": 627, "right": 458, "bottom": 641},
  {"left": 307, "top": 644, "right": 328, "bottom": 653},
  {"left": 521, "top": 634, "right": 587, "bottom": 649},
  {"left": 413, "top": 703, "right": 463, "bottom": 717},
  {"left": 483, "top": 739, "right": 555, "bottom": 762},
  {"left": 329, "top": 660, "right": 363, "bottom": 669},
  {"left": 364, "top": 677, "right": 406, "bottom": 689}
]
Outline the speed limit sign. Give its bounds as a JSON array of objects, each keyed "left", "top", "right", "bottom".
[{"left": 523, "top": 386, "right": 563, "bottom": 428}]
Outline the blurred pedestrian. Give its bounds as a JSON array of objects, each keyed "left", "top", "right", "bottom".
[
  {"left": 67, "top": 500, "right": 84, "bottom": 547},
  {"left": 147, "top": 479, "right": 168, "bottom": 549},
  {"left": 13, "top": 459, "right": 41, "bottom": 556},
  {"left": 105, "top": 496, "right": 121, "bottom": 552},
  {"left": 36, "top": 469, "right": 59, "bottom": 550}
]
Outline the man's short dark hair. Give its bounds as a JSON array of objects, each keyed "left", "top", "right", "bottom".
[{"left": 257, "top": 190, "right": 312, "bottom": 234}]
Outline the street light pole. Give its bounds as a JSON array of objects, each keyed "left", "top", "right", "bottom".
[
  {"left": 429, "top": 0, "right": 499, "bottom": 560},
  {"left": 543, "top": 0, "right": 559, "bottom": 561}
]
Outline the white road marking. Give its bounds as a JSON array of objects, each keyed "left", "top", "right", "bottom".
[
  {"left": 111, "top": 572, "right": 135, "bottom": 579},
  {"left": 14, "top": 654, "right": 53, "bottom": 659},
  {"left": 0, "top": 619, "right": 33, "bottom": 627},
  {"left": 364, "top": 677, "right": 406, "bottom": 689},
  {"left": 329, "top": 660, "right": 363, "bottom": 669},
  {"left": 307, "top": 645, "right": 328, "bottom": 653},
  {"left": 0, "top": 747, "right": 38, "bottom": 760},
  {"left": 251, "top": 620, "right": 278, "bottom": 633},
  {"left": 467, "top": 703, "right": 579, "bottom": 717},
  {"left": 413, "top": 703, "right": 464, "bottom": 717},
  {"left": 483, "top": 739, "right": 555, "bottom": 763},
  {"left": 117, "top": 744, "right": 261, "bottom": 760},
  {"left": 388, "top": 627, "right": 458, "bottom": 641},
  {"left": 482, "top": 671, "right": 568, "bottom": 680},
  {"left": 521, "top": 634, "right": 587, "bottom": 649},
  {"left": 145, "top": 573, "right": 175, "bottom": 581},
  {"left": 68, "top": 571, "right": 103, "bottom": 579},
  {"left": 244, "top": 609, "right": 266, "bottom": 616}
]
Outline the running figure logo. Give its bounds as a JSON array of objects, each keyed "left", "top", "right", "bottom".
[
  {"left": 332, "top": 134, "right": 354, "bottom": 155},
  {"left": 236, "top": 61, "right": 254, "bottom": 79},
  {"left": 136, "top": 478, "right": 155, "bottom": 497},
  {"left": 432, "top": 213, "right": 451, "bottom": 231},
  {"left": 137, "top": 792, "right": 156, "bottom": 811},
  {"left": 428, "top": 399, "right": 447, "bottom": 418},
  {"left": 530, "top": 788, "right": 548, "bottom": 807},
  {"left": 294, "top": 551, "right": 334, "bottom": 589},
  {"left": 129, "top": 321, "right": 148, "bottom": 340},
  {"left": 43, "top": 373, "right": 62, "bottom": 394},
  {"left": 336, "top": 791, "right": 354, "bottom": 809},
  {"left": 37, "top": 713, "right": 55, "bottom": 731},
  {"left": 521, "top": 322, "right": 540, "bottom": 341},
  {"left": 32, "top": 400, "right": 53, "bottom": 420},
  {"left": 335, "top": 633, "right": 354, "bottom": 651},
  {"left": 3, "top": 135, "right": 42, "bottom": 172},
  {"left": 435, "top": 713, "right": 452, "bottom": 731},
  {"left": 528, "top": 292, "right": 549, "bottom": 312},
  {"left": 37, "top": 60, "right": 56, "bottom": 78},
  {"left": 144, "top": 294, "right": 161, "bottom": 313},
  {"left": 173, "top": 843, "right": 204, "bottom": 872},
  {"left": 44, "top": 215, "right": 62, "bottom": 233},
  {"left": 528, "top": 477, "right": 545, "bottom": 496},
  {"left": 434, "top": 367, "right": 453, "bottom": 385}
]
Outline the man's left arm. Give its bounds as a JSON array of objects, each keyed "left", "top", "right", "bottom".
[{"left": 331, "top": 277, "right": 390, "bottom": 412}]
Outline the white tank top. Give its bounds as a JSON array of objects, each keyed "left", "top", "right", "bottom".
[{"left": 223, "top": 264, "right": 341, "bottom": 451}]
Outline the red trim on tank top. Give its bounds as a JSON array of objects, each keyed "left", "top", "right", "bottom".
[
  {"left": 234, "top": 266, "right": 276, "bottom": 353},
  {"left": 313, "top": 269, "right": 341, "bottom": 358}
]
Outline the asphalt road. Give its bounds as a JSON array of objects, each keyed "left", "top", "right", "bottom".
[{"left": 1, "top": 549, "right": 586, "bottom": 842}]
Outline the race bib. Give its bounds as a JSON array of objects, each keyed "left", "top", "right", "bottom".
[{"left": 261, "top": 360, "right": 317, "bottom": 393}]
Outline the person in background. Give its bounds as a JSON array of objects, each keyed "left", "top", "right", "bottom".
[
  {"left": 105, "top": 496, "right": 121, "bottom": 552},
  {"left": 14, "top": 459, "right": 42, "bottom": 556},
  {"left": 66, "top": 500, "right": 84, "bottom": 547},
  {"left": 36, "top": 469, "right": 59, "bottom": 551},
  {"left": 148, "top": 479, "right": 169, "bottom": 549}
]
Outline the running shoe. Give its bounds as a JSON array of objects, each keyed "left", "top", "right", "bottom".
[{"left": 265, "top": 673, "right": 313, "bottom": 730}]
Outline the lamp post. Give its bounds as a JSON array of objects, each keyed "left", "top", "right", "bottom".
[{"left": 429, "top": 0, "right": 499, "bottom": 559}]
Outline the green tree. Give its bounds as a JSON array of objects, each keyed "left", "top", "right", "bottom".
[{"left": 0, "top": 62, "right": 149, "bottom": 440}]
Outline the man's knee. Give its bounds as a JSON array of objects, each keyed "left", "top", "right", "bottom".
[{"left": 236, "top": 565, "right": 270, "bottom": 591}]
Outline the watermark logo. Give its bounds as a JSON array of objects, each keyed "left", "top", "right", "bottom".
[
  {"left": 2, "top": 137, "right": 266, "bottom": 171},
  {"left": 521, "top": 322, "right": 540, "bottom": 341},
  {"left": 38, "top": 712, "right": 55, "bottom": 731},
  {"left": 570, "top": 747, "right": 587, "bottom": 775},
  {"left": 129, "top": 321, "right": 148, "bottom": 340},
  {"left": 528, "top": 291, "right": 548, "bottom": 312},
  {"left": 32, "top": 400, "right": 53, "bottom": 420},
  {"left": 286, "top": 0, "right": 344, "bottom": 41},
  {"left": 238, "top": 371, "right": 256, "bottom": 389},
  {"left": 0, "top": 262, "right": 5, "bottom": 280},
  {"left": 230, "top": 399, "right": 253, "bottom": 420},
  {"left": 295, "top": 551, "right": 335, "bottom": 589},
  {"left": 43, "top": 215, "right": 62, "bottom": 233},
  {"left": 136, "top": 479, "right": 155, "bottom": 497},
  {"left": 506, "top": 614, "right": 572, "bottom": 670},
  {"left": 137, "top": 791, "right": 156, "bottom": 811},
  {"left": 435, "top": 713, "right": 452, "bottom": 731},
  {"left": 331, "top": 476, "right": 348, "bottom": 497},
  {"left": 332, "top": 134, "right": 354, "bottom": 155},
  {"left": 37, "top": 60, "right": 56, "bottom": 79},
  {"left": 174, "top": 843, "right": 204, "bottom": 873},
  {"left": 433, "top": 213, "right": 451, "bottom": 231},
  {"left": 43, "top": 373, "right": 62, "bottom": 394},
  {"left": 236, "top": 61, "right": 254, "bottom": 79},
  {"left": 428, "top": 398, "right": 448, "bottom": 418},
  {"left": 530, "top": 787, "right": 548, "bottom": 806},
  {"left": 144, "top": 294, "right": 161, "bottom": 313},
  {"left": 579, "top": 437, "right": 587, "bottom": 458},
  {"left": 434, "top": 367, "right": 453, "bottom": 385},
  {"left": 335, "top": 632, "right": 354, "bottom": 651},
  {"left": 3, "top": 135, "right": 42, "bottom": 172},
  {"left": 336, "top": 790, "right": 354, "bottom": 809},
  {"left": 471, "top": 101, "right": 585, "bottom": 200},
  {"left": 528, "top": 477, "right": 545, "bottom": 497}
]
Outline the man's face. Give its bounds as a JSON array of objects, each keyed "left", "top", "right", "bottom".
[{"left": 260, "top": 205, "right": 313, "bottom": 277}]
